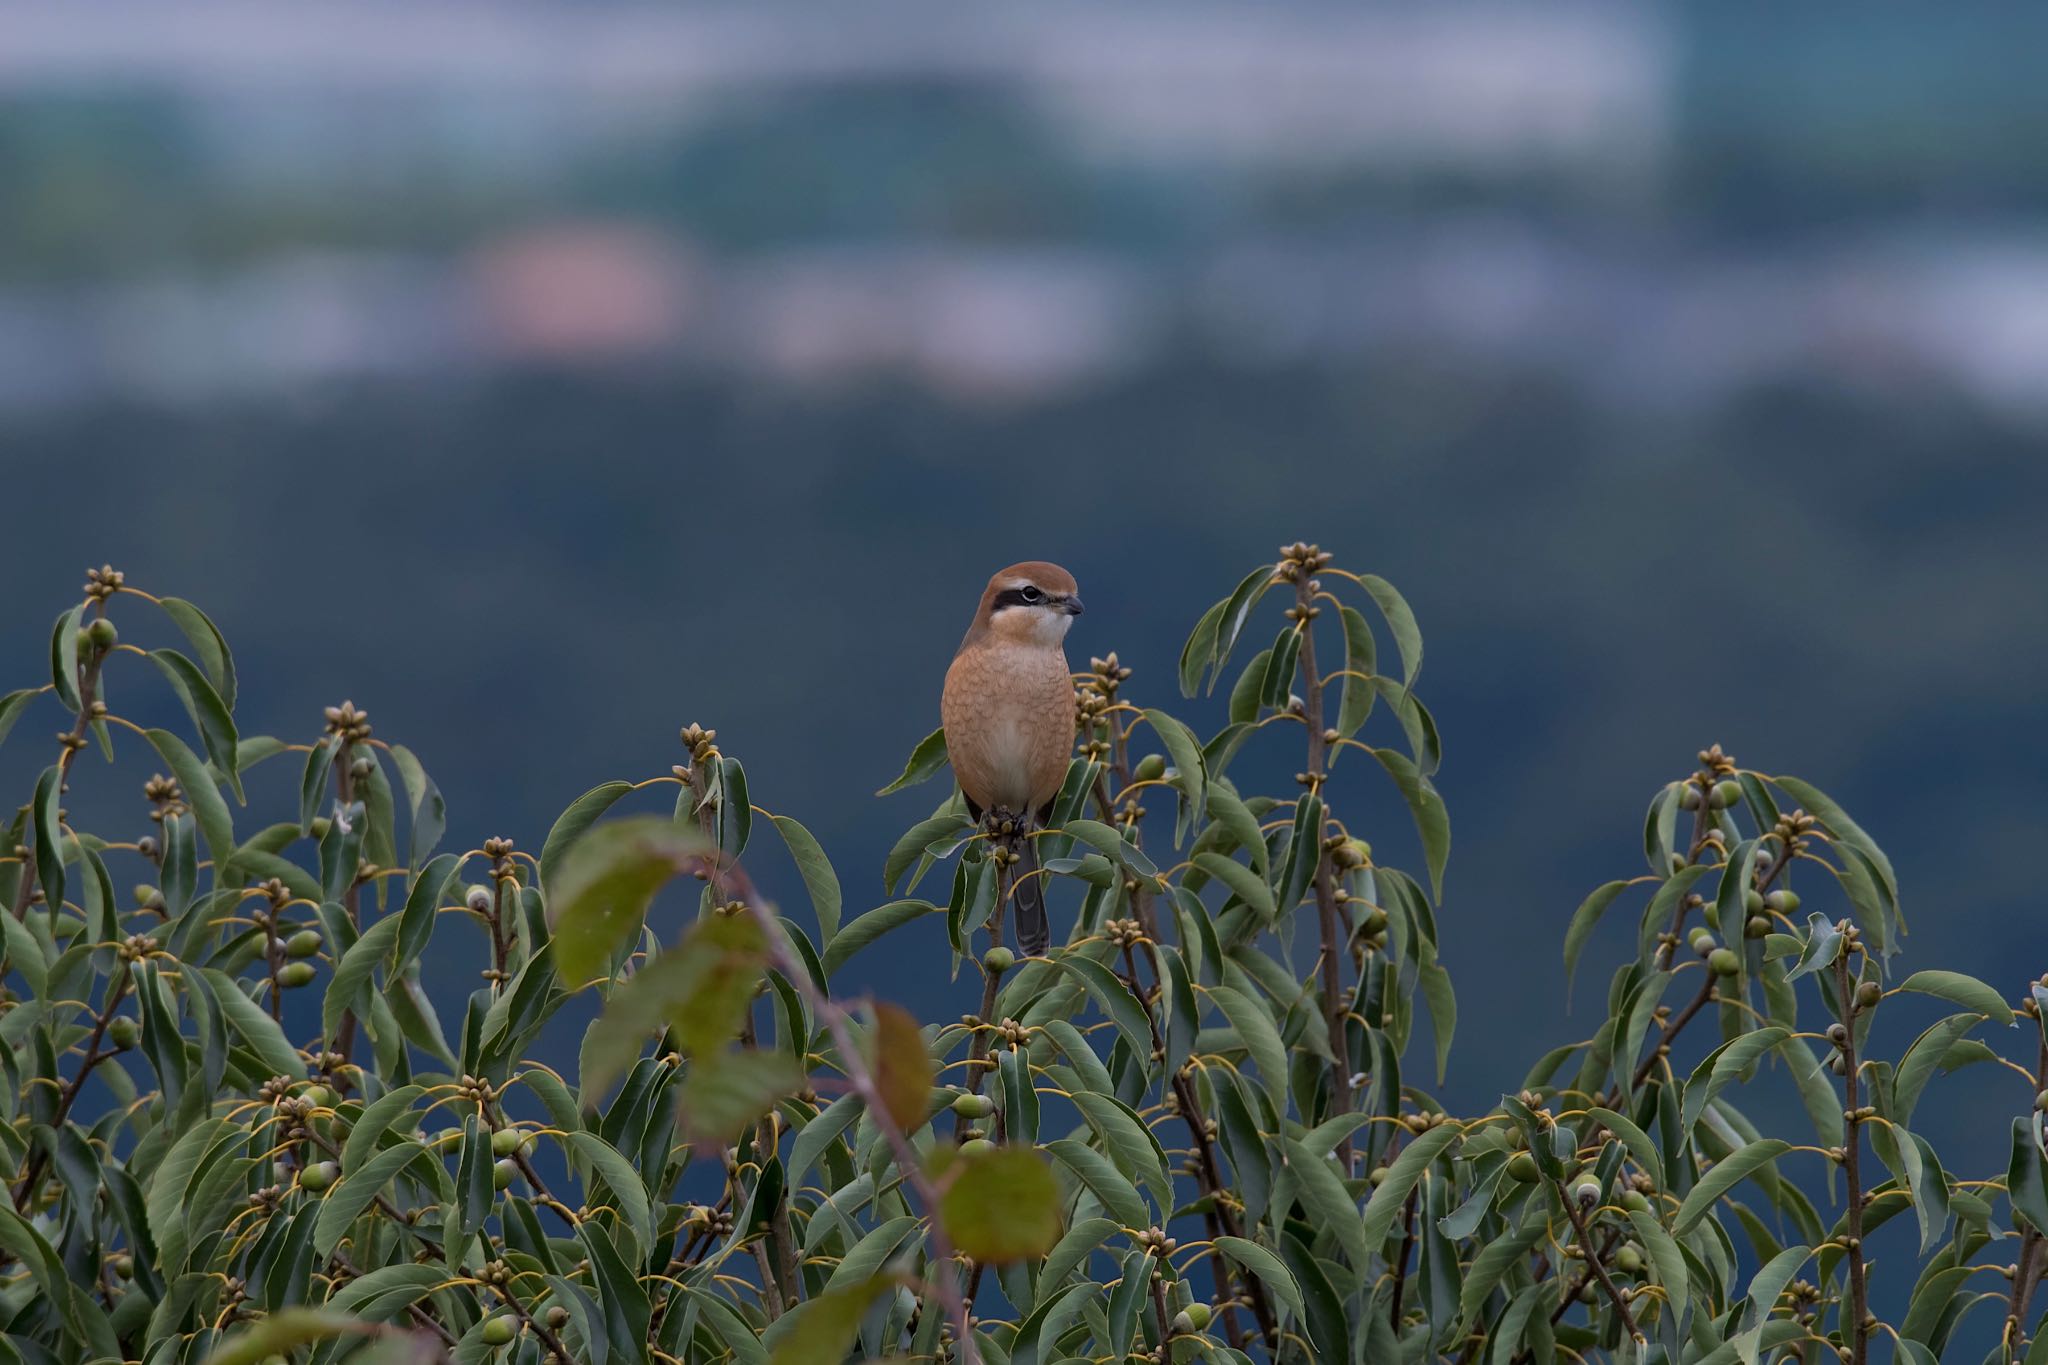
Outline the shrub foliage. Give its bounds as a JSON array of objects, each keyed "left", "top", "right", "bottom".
[{"left": 1, "top": 551, "right": 2040, "bottom": 1365}]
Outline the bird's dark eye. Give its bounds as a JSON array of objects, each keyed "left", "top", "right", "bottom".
[{"left": 1019, "top": 585, "right": 1043, "bottom": 603}]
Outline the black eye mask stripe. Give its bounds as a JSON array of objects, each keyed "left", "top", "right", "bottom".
[{"left": 993, "top": 587, "right": 1044, "bottom": 609}]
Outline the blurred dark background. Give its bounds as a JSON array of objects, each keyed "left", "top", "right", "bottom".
[{"left": 3, "top": 2, "right": 2045, "bottom": 1186}]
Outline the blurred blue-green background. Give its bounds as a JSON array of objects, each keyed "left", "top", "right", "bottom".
[{"left": 3, "top": 2, "right": 2045, "bottom": 1179}]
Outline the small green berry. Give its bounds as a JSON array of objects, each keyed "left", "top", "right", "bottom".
[
  {"left": 309, "top": 816, "right": 331, "bottom": 839},
  {"left": 545, "top": 1306, "right": 570, "bottom": 1330},
  {"left": 981, "top": 947, "right": 1015, "bottom": 974},
  {"left": 1360, "top": 906, "right": 1390, "bottom": 937},
  {"left": 1621, "top": 1189, "right": 1651, "bottom": 1213},
  {"left": 959, "top": 1138, "right": 997, "bottom": 1156},
  {"left": 1183, "top": 1302, "right": 1211, "bottom": 1330},
  {"left": 1709, "top": 781, "right": 1740, "bottom": 809},
  {"left": 951, "top": 1093, "right": 994, "bottom": 1120},
  {"left": 1708, "top": 947, "right": 1741, "bottom": 977},
  {"left": 1367, "top": 1165, "right": 1390, "bottom": 1187},
  {"left": 1507, "top": 1152, "right": 1539, "bottom": 1183},
  {"left": 493, "top": 1158, "right": 518, "bottom": 1190},
  {"left": 1743, "top": 888, "right": 1764, "bottom": 915},
  {"left": 301, "top": 1084, "right": 333, "bottom": 1109},
  {"left": 285, "top": 929, "right": 322, "bottom": 959},
  {"left": 1764, "top": 889, "right": 1799, "bottom": 913},
  {"left": 1689, "top": 928, "right": 1716, "bottom": 956},
  {"left": 480, "top": 1315, "right": 518, "bottom": 1347},
  {"left": 109, "top": 1253, "right": 134, "bottom": 1279},
  {"left": 1615, "top": 1245, "right": 1645, "bottom": 1274},
  {"left": 491, "top": 1128, "right": 525, "bottom": 1157},
  {"left": 277, "top": 961, "right": 317, "bottom": 988},
  {"left": 1574, "top": 1180, "right": 1602, "bottom": 1207},
  {"left": 1133, "top": 754, "right": 1167, "bottom": 783},
  {"left": 298, "top": 1160, "right": 339, "bottom": 1193},
  {"left": 1855, "top": 981, "right": 1882, "bottom": 1010},
  {"left": 108, "top": 1015, "right": 140, "bottom": 1050},
  {"left": 1678, "top": 784, "right": 1703, "bottom": 811},
  {"left": 1668, "top": 853, "right": 1688, "bottom": 874},
  {"left": 1745, "top": 915, "right": 1771, "bottom": 939},
  {"left": 132, "top": 883, "right": 159, "bottom": 907},
  {"left": 87, "top": 617, "right": 119, "bottom": 650},
  {"left": 1171, "top": 1310, "right": 1195, "bottom": 1335}
]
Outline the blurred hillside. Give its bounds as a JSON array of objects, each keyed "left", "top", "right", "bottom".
[{"left": 1, "top": 1, "right": 2044, "bottom": 1178}]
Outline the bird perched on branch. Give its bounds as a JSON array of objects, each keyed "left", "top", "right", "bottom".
[{"left": 941, "top": 561, "right": 1083, "bottom": 957}]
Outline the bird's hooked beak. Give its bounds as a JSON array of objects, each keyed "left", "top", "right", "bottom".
[{"left": 1060, "top": 595, "right": 1085, "bottom": 616}]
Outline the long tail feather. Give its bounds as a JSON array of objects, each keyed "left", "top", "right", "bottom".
[{"left": 1011, "top": 838, "right": 1048, "bottom": 957}]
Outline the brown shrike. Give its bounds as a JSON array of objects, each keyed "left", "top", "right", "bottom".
[{"left": 941, "top": 561, "right": 1083, "bottom": 957}]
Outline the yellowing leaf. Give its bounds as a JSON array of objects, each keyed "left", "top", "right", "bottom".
[
  {"left": 547, "top": 817, "right": 710, "bottom": 984},
  {"left": 938, "top": 1147, "right": 1062, "bottom": 1263},
  {"left": 679, "top": 1048, "right": 804, "bottom": 1144},
  {"left": 871, "top": 1002, "right": 935, "bottom": 1135}
]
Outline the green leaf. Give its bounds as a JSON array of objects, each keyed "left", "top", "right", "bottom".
[
  {"left": 1046, "top": 1136, "right": 1150, "bottom": 1230},
  {"left": 1785, "top": 911, "right": 1843, "bottom": 982},
  {"left": 546, "top": 816, "right": 709, "bottom": 984},
  {"left": 1355, "top": 572, "right": 1422, "bottom": 691},
  {"left": 939, "top": 1146, "right": 1063, "bottom": 1262},
  {"left": 821, "top": 899, "right": 939, "bottom": 975},
  {"left": 1563, "top": 880, "right": 1633, "bottom": 1004},
  {"left": 1681, "top": 1026, "right": 1791, "bottom": 1135},
  {"left": 766, "top": 1275, "right": 894, "bottom": 1365},
  {"left": 1768, "top": 775, "right": 1898, "bottom": 912},
  {"left": 1626, "top": 1208, "right": 1690, "bottom": 1317},
  {"left": 2010, "top": 1118, "right": 2048, "bottom": 1236},
  {"left": 198, "top": 967, "right": 304, "bottom": 1079},
  {"left": 198, "top": 1309, "right": 369, "bottom": 1365},
  {"left": 386, "top": 742, "right": 445, "bottom": 867},
  {"left": 1138, "top": 707, "right": 1208, "bottom": 842},
  {"left": 1207, "top": 984, "right": 1288, "bottom": 1109},
  {"left": 1333, "top": 603, "right": 1379, "bottom": 739},
  {"left": 149, "top": 647, "right": 243, "bottom": 800},
  {"left": 1210, "top": 565, "right": 1279, "bottom": 688},
  {"left": 1072, "top": 1090, "right": 1174, "bottom": 1214},
  {"left": 1192, "top": 851, "right": 1275, "bottom": 920},
  {"left": 30, "top": 765, "right": 64, "bottom": 931},
  {"left": 769, "top": 812, "right": 841, "bottom": 943},
  {"left": 1178, "top": 596, "right": 1228, "bottom": 698},
  {"left": 1369, "top": 744, "right": 1450, "bottom": 900},
  {"left": 1895, "top": 969, "right": 2013, "bottom": 1026},
  {"left": 314, "top": 1139, "right": 439, "bottom": 1257},
  {"left": 323, "top": 913, "right": 403, "bottom": 1048},
  {"left": 1282, "top": 1137, "right": 1370, "bottom": 1276},
  {"left": 49, "top": 605, "right": 84, "bottom": 712},
  {"left": 1204, "top": 783, "right": 1269, "bottom": 878},
  {"left": 565, "top": 1129, "right": 655, "bottom": 1251},
  {"left": 538, "top": 780, "right": 638, "bottom": 891},
  {"left": 1056, "top": 954, "right": 1156, "bottom": 1065},
  {"left": 884, "top": 813, "right": 974, "bottom": 897},
  {"left": 0, "top": 688, "right": 42, "bottom": 750},
  {"left": 1895, "top": 1013, "right": 1988, "bottom": 1125},
  {"left": 155, "top": 596, "right": 237, "bottom": 707},
  {"left": 1213, "top": 1236, "right": 1305, "bottom": 1320},
  {"left": 878, "top": 725, "right": 951, "bottom": 796},
  {"left": 1673, "top": 1139, "right": 1791, "bottom": 1234},
  {"left": 1359, "top": 1122, "right": 1460, "bottom": 1248},
  {"left": 1419, "top": 960, "right": 1456, "bottom": 1085},
  {"left": 1064, "top": 817, "right": 1160, "bottom": 879},
  {"left": 1587, "top": 1107, "right": 1662, "bottom": 1185}
]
